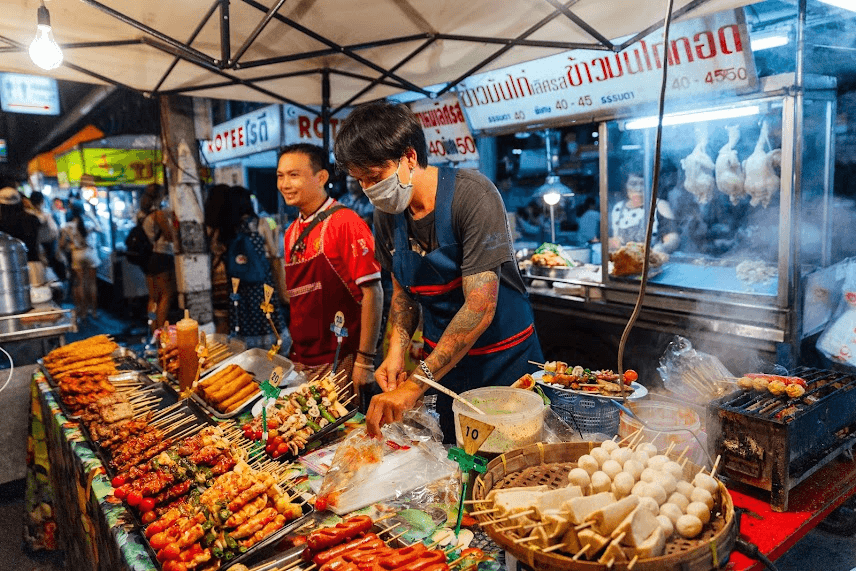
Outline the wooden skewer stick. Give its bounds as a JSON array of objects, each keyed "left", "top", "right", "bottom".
[
  {"left": 513, "top": 535, "right": 539, "bottom": 544},
  {"left": 710, "top": 454, "right": 722, "bottom": 478},
  {"left": 572, "top": 544, "right": 590, "bottom": 561},
  {"left": 150, "top": 402, "right": 182, "bottom": 420},
  {"left": 575, "top": 521, "right": 593, "bottom": 531},
  {"left": 618, "top": 428, "right": 642, "bottom": 445},
  {"left": 676, "top": 445, "right": 689, "bottom": 463},
  {"left": 542, "top": 542, "right": 569, "bottom": 553},
  {"left": 527, "top": 360, "right": 546, "bottom": 369},
  {"left": 462, "top": 499, "right": 491, "bottom": 504},
  {"left": 627, "top": 555, "right": 639, "bottom": 571},
  {"left": 468, "top": 507, "right": 498, "bottom": 516},
  {"left": 412, "top": 373, "right": 485, "bottom": 415},
  {"left": 374, "top": 512, "right": 397, "bottom": 523},
  {"left": 494, "top": 521, "right": 534, "bottom": 533},
  {"left": 379, "top": 522, "right": 403, "bottom": 535},
  {"left": 665, "top": 442, "right": 676, "bottom": 456},
  {"left": 480, "top": 509, "right": 534, "bottom": 526},
  {"left": 151, "top": 411, "right": 183, "bottom": 427},
  {"left": 387, "top": 529, "right": 408, "bottom": 543}
]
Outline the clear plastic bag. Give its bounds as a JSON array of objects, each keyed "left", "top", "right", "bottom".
[
  {"left": 315, "top": 407, "right": 456, "bottom": 515},
  {"left": 657, "top": 336, "right": 734, "bottom": 403}
]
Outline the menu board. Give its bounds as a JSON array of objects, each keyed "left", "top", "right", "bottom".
[{"left": 410, "top": 93, "right": 480, "bottom": 165}]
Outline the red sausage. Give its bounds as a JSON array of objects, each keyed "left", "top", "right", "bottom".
[
  {"left": 396, "top": 550, "right": 447, "bottom": 571},
  {"left": 308, "top": 515, "right": 375, "bottom": 551},
  {"left": 313, "top": 534, "right": 383, "bottom": 566},
  {"left": 378, "top": 543, "right": 427, "bottom": 569}
]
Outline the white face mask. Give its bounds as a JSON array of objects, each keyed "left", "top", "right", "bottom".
[{"left": 363, "top": 161, "right": 414, "bottom": 214}]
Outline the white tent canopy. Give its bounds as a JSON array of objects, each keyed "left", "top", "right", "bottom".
[{"left": 1, "top": 0, "right": 754, "bottom": 113}]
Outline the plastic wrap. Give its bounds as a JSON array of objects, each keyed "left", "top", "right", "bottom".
[
  {"left": 657, "top": 336, "right": 734, "bottom": 404},
  {"left": 817, "top": 262, "right": 856, "bottom": 368},
  {"left": 315, "top": 407, "right": 456, "bottom": 515}
]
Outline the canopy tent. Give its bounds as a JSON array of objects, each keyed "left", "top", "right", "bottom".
[{"left": 0, "top": 0, "right": 755, "bottom": 116}]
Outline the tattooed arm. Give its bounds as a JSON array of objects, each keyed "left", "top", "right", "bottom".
[
  {"left": 366, "top": 268, "right": 499, "bottom": 436},
  {"left": 374, "top": 275, "right": 420, "bottom": 392}
]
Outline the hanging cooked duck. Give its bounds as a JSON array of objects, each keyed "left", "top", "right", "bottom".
[
  {"left": 743, "top": 120, "right": 782, "bottom": 208},
  {"left": 681, "top": 127, "right": 716, "bottom": 204},
  {"left": 715, "top": 125, "right": 746, "bottom": 204}
]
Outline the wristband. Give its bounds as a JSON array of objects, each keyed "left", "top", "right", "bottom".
[
  {"left": 418, "top": 360, "right": 435, "bottom": 385},
  {"left": 357, "top": 349, "right": 377, "bottom": 360},
  {"left": 353, "top": 361, "right": 375, "bottom": 371}
]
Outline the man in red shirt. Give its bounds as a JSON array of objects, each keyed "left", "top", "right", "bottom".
[{"left": 278, "top": 144, "right": 383, "bottom": 400}]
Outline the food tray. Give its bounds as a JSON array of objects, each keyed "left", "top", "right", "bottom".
[
  {"left": 533, "top": 370, "right": 648, "bottom": 401},
  {"left": 112, "top": 346, "right": 158, "bottom": 373},
  {"left": 191, "top": 388, "right": 264, "bottom": 420},
  {"left": 472, "top": 442, "right": 737, "bottom": 571},
  {"left": 200, "top": 334, "right": 246, "bottom": 374},
  {"left": 200, "top": 347, "right": 294, "bottom": 384}
]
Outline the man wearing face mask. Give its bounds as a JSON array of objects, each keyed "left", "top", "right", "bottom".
[
  {"left": 278, "top": 144, "right": 383, "bottom": 403},
  {"left": 334, "top": 102, "right": 544, "bottom": 442}
]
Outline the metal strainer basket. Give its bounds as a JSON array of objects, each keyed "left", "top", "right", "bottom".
[{"left": 539, "top": 384, "right": 620, "bottom": 437}]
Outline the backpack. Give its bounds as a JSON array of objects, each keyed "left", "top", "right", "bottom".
[
  {"left": 125, "top": 220, "right": 153, "bottom": 269},
  {"left": 225, "top": 229, "right": 268, "bottom": 283}
]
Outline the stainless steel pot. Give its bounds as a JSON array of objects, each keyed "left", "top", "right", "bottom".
[{"left": 0, "top": 232, "right": 32, "bottom": 315}]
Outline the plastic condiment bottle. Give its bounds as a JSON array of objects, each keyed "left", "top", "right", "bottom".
[{"left": 176, "top": 309, "right": 199, "bottom": 392}]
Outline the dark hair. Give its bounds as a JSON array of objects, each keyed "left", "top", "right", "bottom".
[
  {"left": 70, "top": 200, "right": 88, "bottom": 239},
  {"left": 204, "top": 184, "right": 231, "bottom": 229},
  {"left": 334, "top": 102, "right": 427, "bottom": 171},
  {"left": 279, "top": 143, "right": 327, "bottom": 173},
  {"left": 30, "top": 191, "right": 45, "bottom": 207},
  {"left": 220, "top": 186, "right": 255, "bottom": 245},
  {"left": 140, "top": 183, "right": 165, "bottom": 214}
]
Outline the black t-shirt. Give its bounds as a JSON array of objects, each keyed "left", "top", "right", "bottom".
[{"left": 374, "top": 169, "right": 526, "bottom": 294}]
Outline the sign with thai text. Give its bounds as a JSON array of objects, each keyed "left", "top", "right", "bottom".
[
  {"left": 201, "top": 104, "right": 281, "bottom": 163},
  {"left": 0, "top": 73, "right": 60, "bottom": 115},
  {"left": 410, "top": 94, "right": 480, "bottom": 165},
  {"left": 457, "top": 10, "right": 756, "bottom": 132}
]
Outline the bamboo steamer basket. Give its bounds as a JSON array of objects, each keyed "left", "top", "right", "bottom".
[{"left": 472, "top": 442, "right": 736, "bottom": 571}]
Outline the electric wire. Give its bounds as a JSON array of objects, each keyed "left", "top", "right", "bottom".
[{"left": 0, "top": 345, "right": 15, "bottom": 396}]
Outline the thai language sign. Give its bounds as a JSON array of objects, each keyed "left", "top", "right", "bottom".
[
  {"left": 201, "top": 104, "right": 282, "bottom": 163},
  {"left": 410, "top": 94, "right": 479, "bottom": 165},
  {"left": 282, "top": 105, "right": 351, "bottom": 147},
  {"left": 456, "top": 10, "right": 755, "bottom": 132}
]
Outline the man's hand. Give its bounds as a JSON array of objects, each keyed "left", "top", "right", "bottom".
[
  {"left": 365, "top": 380, "right": 423, "bottom": 438},
  {"left": 374, "top": 352, "right": 405, "bottom": 392}
]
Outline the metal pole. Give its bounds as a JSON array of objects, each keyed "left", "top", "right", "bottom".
[
  {"left": 790, "top": 0, "right": 807, "bottom": 364},
  {"left": 550, "top": 204, "right": 556, "bottom": 243},
  {"left": 220, "top": 0, "right": 231, "bottom": 67},
  {"left": 322, "top": 70, "right": 331, "bottom": 164},
  {"left": 231, "top": 0, "right": 288, "bottom": 66}
]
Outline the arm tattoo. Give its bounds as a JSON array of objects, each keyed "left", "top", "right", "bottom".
[
  {"left": 424, "top": 269, "right": 499, "bottom": 378},
  {"left": 390, "top": 282, "right": 420, "bottom": 351}
]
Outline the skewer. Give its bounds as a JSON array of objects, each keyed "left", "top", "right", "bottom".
[
  {"left": 574, "top": 521, "right": 593, "bottom": 531},
  {"left": 387, "top": 529, "right": 408, "bottom": 543},
  {"left": 710, "top": 454, "right": 722, "bottom": 478},
  {"left": 676, "top": 446, "right": 689, "bottom": 463},
  {"left": 374, "top": 513, "right": 397, "bottom": 523},
  {"left": 378, "top": 522, "right": 403, "bottom": 535},
  {"left": 513, "top": 535, "right": 539, "bottom": 544},
  {"left": 150, "top": 411, "right": 183, "bottom": 427},
  {"left": 542, "top": 542, "right": 569, "bottom": 553},
  {"left": 462, "top": 499, "right": 491, "bottom": 505},
  {"left": 494, "top": 521, "right": 535, "bottom": 533},
  {"left": 480, "top": 509, "right": 534, "bottom": 526},
  {"left": 528, "top": 360, "right": 545, "bottom": 369},
  {"left": 412, "top": 373, "right": 485, "bottom": 415},
  {"left": 468, "top": 507, "right": 498, "bottom": 516},
  {"left": 617, "top": 428, "right": 642, "bottom": 445},
  {"left": 664, "top": 442, "right": 676, "bottom": 456},
  {"left": 630, "top": 429, "right": 646, "bottom": 449},
  {"left": 627, "top": 555, "right": 639, "bottom": 571},
  {"left": 150, "top": 402, "right": 182, "bottom": 420},
  {"left": 572, "top": 544, "right": 590, "bottom": 561},
  {"left": 172, "top": 423, "right": 204, "bottom": 441},
  {"left": 681, "top": 457, "right": 689, "bottom": 469}
]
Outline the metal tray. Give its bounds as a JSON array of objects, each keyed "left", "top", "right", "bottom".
[
  {"left": 190, "top": 387, "right": 264, "bottom": 420},
  {"left": 200, "top": 347, "right": 295, "bottom": 385}
]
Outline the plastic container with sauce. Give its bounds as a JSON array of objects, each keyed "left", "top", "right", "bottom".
[
  {"left": 452, "top": 387, "right": 546, "bottom": 455},
  {"left": 176, "top": 309, "right": 199, "bottom": 392}
]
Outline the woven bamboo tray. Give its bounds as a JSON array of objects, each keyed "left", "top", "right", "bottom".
[{"left": 472, "top": 442, "right": 736, "bottom": 571}]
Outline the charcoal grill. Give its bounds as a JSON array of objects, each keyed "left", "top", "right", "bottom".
[{"left": 708, "top": 367, "right": 856, "bottom": 511}]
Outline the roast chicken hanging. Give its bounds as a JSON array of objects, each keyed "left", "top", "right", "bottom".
[
  {"left": 743, "top": 120, "right": 782, "bottom": 208},
  {"left": 715, "top": 125, "right": 746, "bottom": 204},
  {"left": 681, "top": 127, "right": 716, "bottom": 204}
]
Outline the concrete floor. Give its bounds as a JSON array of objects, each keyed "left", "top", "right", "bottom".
[{"left": 0, "top": 305, "right": 854, "bottom": 570}]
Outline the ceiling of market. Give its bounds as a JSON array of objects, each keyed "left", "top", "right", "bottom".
[{"left": 0, "top": 0, "right": 756, "bottom": 113}]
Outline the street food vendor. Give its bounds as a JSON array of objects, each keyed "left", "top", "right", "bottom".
[
  {"left": 334, "top": 102, "right": 544, "bottom": 442},
  {"left": 609, "top": 169, "right": 679, "bottom": 253},
  {"left": 278, "top": 144, "right": 383, "bottom": 400}
]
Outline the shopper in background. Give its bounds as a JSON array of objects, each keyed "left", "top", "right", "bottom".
[
  {"left": 278, "top": 143, "right": 382, "bottom": 404},
  {"left": 59, "top": 199, "right": 102, "bottom": 320},
  {"left": 204, "top": 184, "right": 233, "bottom": 334},
  {"left": 139, "top": 184, "right": 175, "bottom": 333},
  {"left": 223, "top": 186, "right": 290, "bottom": 351},
  {"left": 28, "top": 191, "right": 66, "bottom": 282},
  {"left": 576, "top": 196, "right": 601, "bottom": 244},
  {"left": 51, "top": 197, "right": 67, "bottom": 227},
  {"left": 609, "top": 168, "right": 679, "bottom": 254},
  {"left": 338, "top": 175, "right": 374, "bottom": 229}
]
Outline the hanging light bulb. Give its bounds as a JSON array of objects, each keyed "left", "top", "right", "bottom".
[{"left": 29, "top": 2, "right": 63, "bottom": 71}]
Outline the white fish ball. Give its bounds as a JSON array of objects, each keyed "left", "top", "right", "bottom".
[
  {"left": 602, "top": 459, "right": 623, "bottom": 480},
  {"left": 577, "top": 454, "right": 599, "bottom": 476},
  {"left": 631, "top": 480, "right": 647, "bottom": 497},
  {"left": 611, "top": 447, "right": 634, "bottom": 465},
  {"left": 641, "top": 468, "right": 658, "bottom": 483},
  {"left": 663, "top": 461, "right": 684, "bottom": 480},
  {"left": 659, "top": 503, "right": 683, "bottom": 524},
  {"left": 691, "top": 487, "right": 715, "bottom": 510},
  {"left": 591, "top": 471, "right": 612, "bottom": 493},
  {"left": 623, "top": 459, "right": 644, "bottom": 481},
  {"left": 693, "top": 473, "right": 720, "bottom": 495},
  {"left": 632, "top": 449, "right": 650, "bottom": 466},
  {"left": 600, "top": 439, "right": 619, "bottom": 453},
  {"left": 643, "top": 482, "right": 668, "bottom": 506},
  {"left": 676, "top": 481, "right": 695, "bottom": 499},
  {"left": 591, "top": 447, "right": 611, "bottom": 467},
  {"left": 656, "top": 514, "right": 675, "bottom": 538},
  {"left": 667, "top": 492, "right": 690, "bottom": 512},
  {"left": 676, "top": 514, "right": 704, "bottom": 539},
  {"left": 638, "top": 496, "right": 660, "bottom": 515},
  {"left": 568, "top": 468, "right": 591, "bottom": 489},
  {"left": 648, "top": 455, "right": 670, "bottom": 471},
  {"left": 612, "top": 472, "right": 635, "bottom": 498},
  {"left": 638, "top": 442, "right": 659, "bottom": 456},
  {"left": 656, "top": 472, "right": 677, "bottom": 496},
  {"left": 686, "top": 501, "right": 711, "bottom": 525}
]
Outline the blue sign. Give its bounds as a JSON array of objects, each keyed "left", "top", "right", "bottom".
[{"left": 0, "top": 73, "right": 60, "bottom": 115}]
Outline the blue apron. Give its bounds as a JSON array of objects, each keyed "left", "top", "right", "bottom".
[{"left": 392, "top": 167, "right": 544, "bottom": 441}]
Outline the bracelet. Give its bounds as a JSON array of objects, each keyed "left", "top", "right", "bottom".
[
  {"left": 418, "top": 360, "right": 435, "bottom": 385},
  {"left": 353, "top": 361, "right": 375, "bottom": 371},
  {"left": 357, "top": 350, "right": 377, "bottom": 360}
]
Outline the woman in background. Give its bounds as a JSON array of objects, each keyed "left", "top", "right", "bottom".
[
  {"left": 139, "top": 184, "right": 175, "bottom": 333},
  {"left": 59, "top": 199, "right": 101, "bottom": 320}
]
